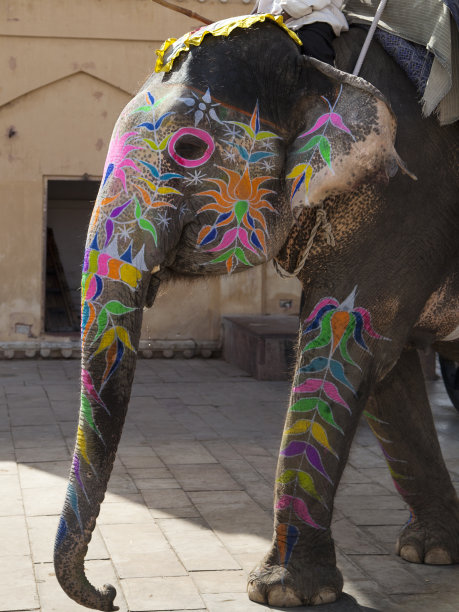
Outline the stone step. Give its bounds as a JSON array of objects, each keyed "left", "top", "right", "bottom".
[{"left": 222, "top": 315, "right": 299, "bottom": 380}]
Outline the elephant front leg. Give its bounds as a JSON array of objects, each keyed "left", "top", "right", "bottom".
[
  {"left": 367, "top": 348, "right": 459, "bottom": 565},
  {"left": 248, "top": 289, "right": 390, "bottom": 606}
]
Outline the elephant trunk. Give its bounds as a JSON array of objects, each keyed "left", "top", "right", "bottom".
[
  {"left": 54, "top": 513, "right": 117, "bottom": 610},
  {"left": 54, "top": 247, "right": 150, "bottom": 609}
]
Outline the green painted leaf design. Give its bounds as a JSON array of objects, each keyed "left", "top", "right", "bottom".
[
  {"left": 303, "top": 310, "right": 333, "bottom": 352},
  {"left": 94, "top": 308, "right": 108, "bottom": 342},
  {"left": 255, "top": 131, "right": 279, "bottom": 140},
  {"left": 235, "top": 200, "right": 249, "bottom": 224},
  {"left": 81, "top": 394, "right": 102, "bottom": 438},
  {"left": 297, "top": 134, "right": 322, "bottom": 153},
  {"left": 105, "top": 301, "right": 136, "bottom": 315},
  {"left": 132, "top": 105, "right": 151, "bottom": 114},
  {"left": 139, "top": 218, "right": 158, "bottom": 245},
  {"left": 134, "top": 196, "right": 142, "bottom": 219},
  {"left": 319, "top": 136, "right": 332, "bottom": 169},
  {"left": 290, "top": 397, "right": 327, "bottom": 413},
  {"left": 363, "top": 410, "right": 387, "bottom": 424},
  {"left": 230, "top": 121, "right": 254, "bottom": 139},
  {"left": 210, "top": 248, "right": 236, "bottom": 264},
  {"left": 234, "top": 247, "right": 252, "bottom": 266},
  {"left": 339, "top": 316, "right": 357, "bottom": 366},
  {"left": 317, "top": 401, "right": 343, "bottom": 434}
]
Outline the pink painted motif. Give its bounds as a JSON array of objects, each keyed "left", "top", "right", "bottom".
[
  {"left": 275, "top": 287, "right": 390, "bottom": 570},
  {"left": 102, "top": 129, "right": 143, "bottom": 192},
  {"left": 287, "top": 86, "right": 354, "bottom": 205},
  {"left": 276, "top": 495, "right": 325, "bottom": 529},
  {"left": 195, "top": 102, "right": 279, "bottom": 273},
  {"left": 168, "top": 127, "right": 215, "bottom": 167}
]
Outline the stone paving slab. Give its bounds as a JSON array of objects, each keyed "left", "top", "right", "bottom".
[{"left": 0, "top": 358, "right": 458, "bottom": 611}]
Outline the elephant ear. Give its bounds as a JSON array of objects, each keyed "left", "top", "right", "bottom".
[{"left": 286, "top": 57, "right": 404, "bottom": 212}]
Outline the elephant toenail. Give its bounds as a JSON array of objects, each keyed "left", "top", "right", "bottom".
[
  {"left": 399, "top": 545, "right": 422, "bottom": 563},
  {"left": 311, "top": 588, "right": 338, "bottom": 605},
  {"left": 247, "top": 582, "right": 266, "bottom": 604},
  {"left": 267, "top": 585, "right": 302, "bottom": 607},
  {"left": 424, "top": 548, "right": 452, "bottom": 565}
]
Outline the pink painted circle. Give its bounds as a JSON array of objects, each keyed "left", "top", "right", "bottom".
[{"left": 168, "top": 127, "right": 215, "bottom": 168}]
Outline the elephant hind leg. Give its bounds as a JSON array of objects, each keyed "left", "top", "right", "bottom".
[{"left": 366, "top": 348, "right": 459, "bottom": 565}]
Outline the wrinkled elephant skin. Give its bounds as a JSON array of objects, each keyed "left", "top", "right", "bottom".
[{"left": 53, "top": 21, "right": 459, "bottom": 610}]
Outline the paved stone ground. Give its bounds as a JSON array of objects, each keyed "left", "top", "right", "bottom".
[{"left": 0, "top": 358, "right": 458, "bottom": 612}]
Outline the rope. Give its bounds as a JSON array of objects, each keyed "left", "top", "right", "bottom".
[
  {"left": 352, "top": 0, "right": 388, "bottom": 76},
  {"left": 273, "top": 207, "right": 335, "bottom": 278}
]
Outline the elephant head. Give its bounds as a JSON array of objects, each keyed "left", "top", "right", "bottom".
[{"left": 54, "top": 20, "right": 399, "bottom": 610}]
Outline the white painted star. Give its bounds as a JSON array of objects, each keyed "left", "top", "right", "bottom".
[
  {"left": 261, "top": 159, "right": 274, "bottom": 172},
  {"left": 179, "top": 204, "right": 190, "bottom": 218},
  {"left": 222, "top": 148, "right": 237, "bottom": 162},
  {"left": 156, "top": 211, "right": 171, "bottom": 230},
  {"left": 222, "top": 123, "right": 241, "bottom": 139},
  {"left": 118, "top": 225, "right": 134, "bottom": 240},
  {"left": 184, "top": 169, "right": 207, "bottom": 186}
]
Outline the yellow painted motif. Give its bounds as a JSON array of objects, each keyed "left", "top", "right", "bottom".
[
  {"left": 120, "top": 263, "right": 141, "bottom": 287},
  {"left": 77, "top": 426, "right": 91, "bottom": 466}
]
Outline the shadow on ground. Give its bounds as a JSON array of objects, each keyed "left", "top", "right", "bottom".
[{"left": 0, "top": 358, "right": 458, "bottom": 611}]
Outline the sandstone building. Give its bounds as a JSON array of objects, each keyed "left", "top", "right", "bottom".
[{"left": 0, "top": 0, "right": 300, "bottom": 358}]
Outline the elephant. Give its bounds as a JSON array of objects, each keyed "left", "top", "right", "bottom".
[{"left": 53, "top": 16, "right": 459, "bottom": 610}]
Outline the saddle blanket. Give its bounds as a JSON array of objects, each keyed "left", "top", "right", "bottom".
[{"left": 343, "top": 0, "right": 459, "bottom": 124}]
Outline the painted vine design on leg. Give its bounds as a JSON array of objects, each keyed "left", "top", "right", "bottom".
[
  {"left": 364, "top": 410, "right": 413, "bottom": 496},
  {"left": 275, "top": 287, "right": 390, "bottom": 568},
  {"left": 363, "top": 409, "right": 415, "bottom": 527}
]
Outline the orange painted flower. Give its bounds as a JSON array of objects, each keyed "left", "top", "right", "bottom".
[{"left": 196, "top": 166, "right": 275, "bottom": 259}]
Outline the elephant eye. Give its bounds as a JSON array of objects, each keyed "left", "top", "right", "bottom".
[
  {"left": 168, "top": 127, "right": 215, "bottom": 168},
  {"left": 173, "top": 134, "right": 208, "bottom": 160}
]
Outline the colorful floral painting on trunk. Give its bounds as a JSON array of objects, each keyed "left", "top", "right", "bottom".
[{"left": 64, "top": 87, "right": 282, "bottom": 534}]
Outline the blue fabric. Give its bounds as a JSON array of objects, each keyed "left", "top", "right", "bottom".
[
  {"left": 375, "top": 29, "right": 434, "bottom": 95},
  {"left": 442, "top": 0, "right": 459, "bottom": 30}
]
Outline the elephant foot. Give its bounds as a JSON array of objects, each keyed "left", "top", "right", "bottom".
[
  {"left": 247, "top": 557, "right": 343, "bottom": 607},
  {"left": 396, "top": 515, "right": 459, "bottom": 565}
]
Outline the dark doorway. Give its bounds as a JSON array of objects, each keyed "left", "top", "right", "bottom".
[{"left": 45, "top": 179, "right": 99, "bottom": 333}]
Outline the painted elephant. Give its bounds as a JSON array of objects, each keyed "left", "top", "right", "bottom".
[{"left": 54, "top": 17, "right": 459, "bottom": 610}]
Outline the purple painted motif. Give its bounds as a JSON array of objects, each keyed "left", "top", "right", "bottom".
[
  {"left": 66, "top": 86, "right": 283, "bottom": 529},
  {"left": 275, "top": 287, "right": 390, "bottom": 568},
  {"left": 196, "top": 103, "right": 280, "bottom": 273}
]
